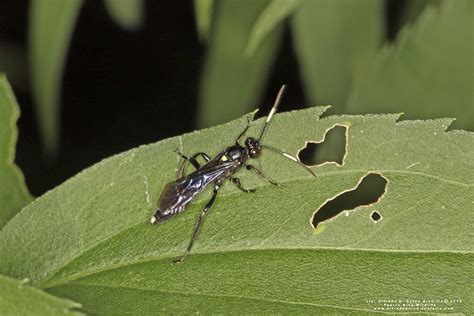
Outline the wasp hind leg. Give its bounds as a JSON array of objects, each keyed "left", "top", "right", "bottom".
[{"left": 172, "top": 180, "right": 222, "bottom": 264}]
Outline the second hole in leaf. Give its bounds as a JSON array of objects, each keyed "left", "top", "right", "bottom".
[{"left": 312, "top": 173, "right": 387, "bottom": 229}]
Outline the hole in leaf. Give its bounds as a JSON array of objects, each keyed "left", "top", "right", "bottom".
[
  {"left": 298, "top": 125, "right": 347, "bottom": 166},
  {"left": 370, "top": 211, "right": 382, "bottom": 222},
  {"left": 312, "top": 173, "right": 388, "bottom": 229}
]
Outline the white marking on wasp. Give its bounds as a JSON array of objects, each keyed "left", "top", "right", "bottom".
[
  {"left": 282, "top": 152, "right": 298, "bottom": 162},
  {"left": 406, "top": 162, "right": 420, "bottom": 170},
  {"left": 266, "top": 106, "right": 278, "bottom": 123}
]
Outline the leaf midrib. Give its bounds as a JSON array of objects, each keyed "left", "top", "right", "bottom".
[
  {"left": 57, "top": 281, "right": 376, "bottom": 314},
  {"left": 36, "top": 168, "right": 472, "bottom": 289},
  {"left": 41, "top": 247, "right": 472, "bottom": 290}
]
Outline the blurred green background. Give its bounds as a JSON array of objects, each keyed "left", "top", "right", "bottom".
[{"left": 0, "top": 0, "right": 472, "bottom": 196}]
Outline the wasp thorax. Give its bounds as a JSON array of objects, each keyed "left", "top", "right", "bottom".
[
  {"left": 225, "top": 146, "right": 246, "bottom": 162},
  {"left": 245, "top": 137, "right": 262, "bottom": 158}
]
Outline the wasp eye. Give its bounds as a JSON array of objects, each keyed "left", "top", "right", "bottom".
[{"left": 249, "top": 148, "right": 259, "bottom": 158}]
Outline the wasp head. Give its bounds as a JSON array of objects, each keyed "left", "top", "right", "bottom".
[{"left": 245, "top": 137, "right": 262, "bottom": 158}]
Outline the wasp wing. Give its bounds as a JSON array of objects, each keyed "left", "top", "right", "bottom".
[{"left": 154, "top": 160, "right": 239, "bottom": 222}]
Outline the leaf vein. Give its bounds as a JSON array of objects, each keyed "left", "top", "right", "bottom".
[{"left": 63, "top": 281, "right": 378, "bottom": 314}]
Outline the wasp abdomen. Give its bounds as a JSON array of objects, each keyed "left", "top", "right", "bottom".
[{"left": 150, "top": 209, "right": 173, "bottom": 224}]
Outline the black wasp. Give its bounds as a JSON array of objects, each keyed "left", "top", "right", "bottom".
[{"left": 151, "top": 85, "right": 316, "bottom": 263}]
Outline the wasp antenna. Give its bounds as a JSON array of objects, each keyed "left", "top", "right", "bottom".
[
  {"left": 258, "top": 85, "right": 287, "bottom": 141},
  {"left": 263, "top": 145, "right": 316, "bottom": 177}
]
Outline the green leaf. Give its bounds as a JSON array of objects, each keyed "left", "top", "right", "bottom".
[
  {"left": 1, "top": 107, "right": 472, "bottom": 314},
  {"left": 291, "top": 0, "right": 384, "bottom": 109},
  {"left": 0, "top": 274, "right": 82, "bottom": 315},
  {"left": 0, "top": 74, "right": 32, "bottom": 229},
  {"left": 29, "top": 0, "right": 83, "bottom": 156},
  {"left": 245, "top": 0, "right": 302, "bottom": 56},
  {"left": 198, "top": 0, "right": 283, "bottom": 127},
  {"left": 399, "top": 0, "right": 442, "bottom": 27},
  {"left": 346, "top": 0, "right": 474, "bottom": 130},
  {"left": 104, "top": 0, "right": 145, "bottom": 31},
  {"left": 193, "top": 0, "right": 215, "bottom": 42},
  {"left": 0, "top": 42, "right": 28, "bottom": 91}
]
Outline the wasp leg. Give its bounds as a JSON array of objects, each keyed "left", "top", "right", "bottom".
[
  {"left": 172, "top": 180, "right": 222, "bottom": 264},
  {"left": 175, "top": 150, "right": 211, "bottom": 178},
  {"left": 195, "top": 152, "right": 211, "bottom": 162},
  {"left": 235, "top": 116, "right": 252, "bottom": 145},
  {"left": 245, "top": 164, "right": 278, "bottom": 186},
  {"left": 230, "top": 177, "right": 256, "bottom": 193}
]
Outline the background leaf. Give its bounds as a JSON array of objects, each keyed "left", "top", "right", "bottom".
[
  {"left": 0, "top": 74, "right": 32, "bottom": 229},
  {"left": 104, "top": 0, "right": 145, "bottom": 31},
  {"left": 198, "top": 0, "right": 283, "bottom": 127},
  {"left": 291, "top": 0, "right": 384, "bottom": 109},
  {"left": 0, "top": 42, "right": 28, "bottom": 92},
  {"left": 29, "top": 0, "right": 83, "bottom": 156},
  {"left": 193, "top": 0, "right": 215, "bottom": 42},
  {"left": 0, "top": 107, "right": 472, "bottom": 314},
  {"left": 0, "top": 274, "right": 82, "bottom": 315},
  {"left": 399, "top": 0, "right": 442, "bottom": 26},
  {"left": 346, "top": 0, "right": 474, "bottom": 130},
  {"left": 245, "top": 0, "right": 302, "bottom": 56}
]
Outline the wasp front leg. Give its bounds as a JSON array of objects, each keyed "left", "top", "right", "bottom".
[
  {"left": 235, "top": 115, "right": 252, "bottom": 145},
  {"left": 230, "top": 177, "right": 255, "bottom": 193},
  {"left": 245, "top": 164, "right": 278, "bottom": 186}
]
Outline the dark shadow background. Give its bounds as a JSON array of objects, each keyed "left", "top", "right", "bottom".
[{"left": 1, "top": 0, "right": 404, "bottom": 196}]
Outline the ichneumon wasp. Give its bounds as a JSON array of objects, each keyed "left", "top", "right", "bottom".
[{"left": 151, "top": 85, "right": 316, "bottom": 264}]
